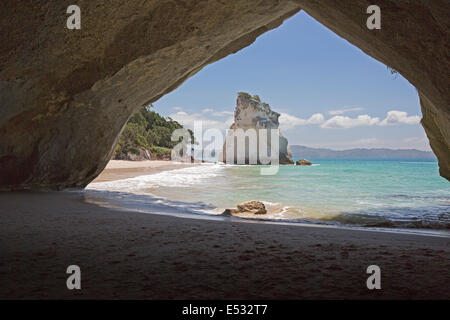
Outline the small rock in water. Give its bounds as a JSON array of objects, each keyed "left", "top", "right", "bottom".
[
  {"left": 296, "top": 159, "right": 312, "bottom": 166},
  {"left": 222, "top": 201, "right": 267, "bottom": 216},
  {"left": 221, "top": 209, "right": 234, "bottom": 216}
]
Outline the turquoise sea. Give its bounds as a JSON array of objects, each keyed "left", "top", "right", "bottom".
[{"left": 88, "top": 159, "right": 450, "bottom": 230}]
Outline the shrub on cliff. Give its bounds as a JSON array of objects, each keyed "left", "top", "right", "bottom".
[
  {"left": 150, "top": 146, "right": 172, "bottom": 156},
  {"left": 252, "top": 94, "right": 261, "bottom": 102},
  {"left": 114, "top": 105, "right": 193, "bottom": 159},
  {"left": 238, "top": 91, "right": 252, "bottom": 100}
]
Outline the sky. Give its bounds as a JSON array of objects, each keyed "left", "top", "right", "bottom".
[{"left": 152, "top": 11, "right": 430, "bottom": 151}]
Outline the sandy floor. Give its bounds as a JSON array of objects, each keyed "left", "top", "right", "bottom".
[
  {"left": 0, "top": 192, "right": 449, "bottom": 299},
  {"left": 0, "top": 160, "right": 449, "bottom": 299}
]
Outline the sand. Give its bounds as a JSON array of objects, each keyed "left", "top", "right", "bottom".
[
  {"left": 0, "top": 160, "right": 449, "bottom": 299},
  {"left": 92, "top": 160, "right": 197, "bottom": 182}
]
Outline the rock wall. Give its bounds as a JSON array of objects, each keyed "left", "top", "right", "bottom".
[
  {"left": 0, "top": 0, "right": 300, "bottom": 190},
  {"left": 221, "top": 93, "right": 294, "bottom": 164},
  {"left": 0, "top": 0, "right": 448, "bottom": 190}
]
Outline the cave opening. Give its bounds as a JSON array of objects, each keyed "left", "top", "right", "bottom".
[
  {"left": 2, "top": 1, "right": 450, "bottom": 300},
  {"left": 91, "top": 11, "right": 449, "bottom": 230}
]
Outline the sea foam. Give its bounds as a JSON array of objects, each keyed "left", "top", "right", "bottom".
[{"left": 88, "top": 164, "right": 224, "bottom": 192}]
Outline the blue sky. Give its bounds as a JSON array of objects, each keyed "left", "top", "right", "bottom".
[{"left": 153, "top": 11, "right": 429, "bottom": 151}]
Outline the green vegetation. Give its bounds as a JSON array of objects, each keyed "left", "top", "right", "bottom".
[
  {"left": 237, "top": 92, "right": 267, "bottom": 104},
  {"left": 238, "top": 91, "right": 252, "bottom": 99},
  {"left": 114, "top": 105, "right": 193, "bottom": 159},
  {"left": 252, "top": 94, "right": 261, "bottom": 102}
]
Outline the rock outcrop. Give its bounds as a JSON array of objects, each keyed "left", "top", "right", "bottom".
[
  {"left": 222, "top": 201, "right": 267, "bottom": 216},
  {"left": 114, "top": 147, "right": 151, "bottom": 161},
  {"left": 296, "top": 159, "right": 312, "bottom": 166},
  {"left": 0, "top": 1, "right": 449, "bottom": 190},
  {"left": 221, "top": 93, "right": 294, "bottom": 165}
]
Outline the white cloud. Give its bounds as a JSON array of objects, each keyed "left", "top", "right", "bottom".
[
  {"left": 202, "top": 108, "right": 234, "bottom": 116},
  {"left": 328, "top": 107, "right": 364, "bottom": 115},
  {"left": 321, "top": 115, "right": 380, "bottom": 129},
  {"left": 279, "top": 112, "right": 324, "bottom": 130},
  {"left": 173, "top": 106, "right": 182, "bottom": 111},
  {"left": 379, "top": 110, "right": 421, "bottom": 126},
  {"left": 322, "top": 110, "right": 420, "bottom": 129},
  {"left": 214, "top": 110, "right": 234, "bottom": 116},
  {"left": 169, "top": 110, "right": 233, "bottom": 131},
  {"left": 170, "top": 107, "right": 420, "bottom": 133},
  {"left": 308, "top": 113, "right": 325, "bottom": 124}
]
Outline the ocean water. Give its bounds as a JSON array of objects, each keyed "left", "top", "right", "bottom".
[{"left": 87, "top": 159, "right": 450, "bottom": 230}]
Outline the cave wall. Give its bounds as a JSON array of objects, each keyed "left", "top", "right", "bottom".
[{"left": 0, "top": 0, "right": 448, "bottom": 190}]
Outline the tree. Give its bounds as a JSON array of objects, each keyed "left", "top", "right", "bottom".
[
  {"left": 238, "top": 91, "right": 252, "bottom": 99},
  {"left": 114, "top": 105, "right": 191, "bottom": 159}
]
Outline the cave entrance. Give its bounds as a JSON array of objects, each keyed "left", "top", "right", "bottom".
[
  {"left": 150, "top": 11, "right": 428, "bottom": 161},
  {"left": 97, "top": 11, "right": 449, "bottom": 230}
]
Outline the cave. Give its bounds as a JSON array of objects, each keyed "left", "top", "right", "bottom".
[{"left": 1, "top": 0, "right": 448, "bottom": 190}]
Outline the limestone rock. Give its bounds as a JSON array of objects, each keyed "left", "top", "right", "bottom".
[
  {"left": 221, "top": 93, "right": 294, "bottom": 165},
  {"left": 115, "top": 147, "right": 151, "bottom": 161},
  {"left": 222, "top": 201, "right": 267, "bottom": 216},
  {"left": 296, "top": 159, "right": 312, "bottom": 166}
]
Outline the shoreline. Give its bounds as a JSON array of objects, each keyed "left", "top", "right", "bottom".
[
  {"left": 1, "top": 190, "right": 449, "bottom": 299},
  {"left": 90, "top": 160, "right": 450, "bottom": 236},
  {"left": 92, "top": 160, "right": 198, "bottom": 183},
  {"left": 86, "top": 186, "right": 450, "bottom": 239}
]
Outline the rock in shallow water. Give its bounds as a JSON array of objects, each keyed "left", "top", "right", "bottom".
[
  {"left": 296, "top": 159, "right": 312, "bottom": 166},
  {"left": 222, "top": 201, "right": 267, "bottom": 216}
]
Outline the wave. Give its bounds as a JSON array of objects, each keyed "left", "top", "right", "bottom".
[
  {"left": 86, "top": 161, "right": 450, "bottom": 233},
  {"left": 386, "top": 194, "right": 450, "bottom": 201},
  {"left": 87, "top": 164, "right": 224, "bottom": 192},
  {"left": 222, "top": 200, "right": 450, "bottom": 230},
  {"left": 83, "top": 189, "right": 222, "bottom": 218},
  {"left": 399, "top": 161, "right": 437, "bottom": 164},
  {"left": 340, "top": 213, "right": 450, "bottom": 230},
  {"left": 82, "top": 187, "right": 450, "bottom": 236}
]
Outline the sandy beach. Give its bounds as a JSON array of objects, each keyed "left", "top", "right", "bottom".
[
  {"left": 0, "top": 160, "right": 449, "bottom": 299},
  {"left": 92, "top": 160, "right": 197, "bottom": 182}
]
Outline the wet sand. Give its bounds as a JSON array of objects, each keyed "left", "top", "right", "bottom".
[{"left": 1, "top": 189, "right": 449, "bottom": 299}]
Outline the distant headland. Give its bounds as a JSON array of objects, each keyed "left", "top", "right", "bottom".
[{"left": 290, "top": 145, "right": 436, "bottom": 160}]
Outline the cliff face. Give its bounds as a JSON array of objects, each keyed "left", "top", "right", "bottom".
[
  {"left": 0, "top": 1, "right": 449, "bottom": 189},
  {"left": 0, "top": 0, "right": 300, "bottom": 190},
  {"left": 221, "top": 93, "right": 294, "bottom": 165}
]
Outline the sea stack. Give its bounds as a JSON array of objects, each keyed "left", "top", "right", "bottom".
[{"left": 220, "top": 92, "right": 294, "bottom": 164}]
